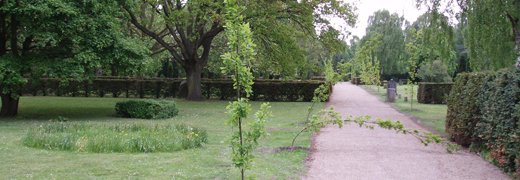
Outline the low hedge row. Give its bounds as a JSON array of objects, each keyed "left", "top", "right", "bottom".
[
  {"left": 446, "top": 68, "right": 520, "bottom": 177},
  {"left": 21, "top": 77, "right": 330, "bottom": 102},
  {"left": 417, "top": 82, "right": 454, "bottom": 104}
]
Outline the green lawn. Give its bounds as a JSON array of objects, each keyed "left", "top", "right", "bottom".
[
  {"left": 360, "top": 84, "right": 447, "bottom": 133},
  {"left": 0, "top": 97, "right": 322, "bottom": 179}
]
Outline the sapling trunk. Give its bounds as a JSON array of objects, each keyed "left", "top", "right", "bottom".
[
  {"left": 292, "top": 125, "right": 311, "bottom": 146},
  {"left": 305, "top": 101, "right": 316, "bottom": 123},
  {"left": 236, "top": 29, "right": 245, "bottom": 180}
]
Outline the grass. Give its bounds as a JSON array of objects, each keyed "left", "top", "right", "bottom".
[
  {"left": 360, "top": 84, "right": 447, "bottom": 133},
  {"left": 0, "top": 96, "right": 323, "bottom": 179},
  {"left": 24, "top": 122, "right": 207, "bottom": 153}
]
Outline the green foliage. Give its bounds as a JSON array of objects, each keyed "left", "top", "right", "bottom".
[
  {"left": 0, "top": 0, "right": 153, "bottom": 116},
  {"left": 405, "top": 28, "right": 420, "bottom": 110},
  {"left": 352, "top": 34, "right": 383, "bottom": 88},
  {"left": 324, "top": 58, "right": 342, "bottom": 84},
  {"left": 122, "top": 0, "right": 358, "bottom": 99},
  {"left": 476, "top": 69, "right": 520, "bottom": 175},
  {"left": 415, "top": 0, "right": 519, "bottom": 71},
  {"left": 417, "top": 82, "right": 454, "bottom": 104},
  {"left": 24, "top": 122, "right": 207, "bottom": 153},
  {"left": 446, "top": 72, "right": 485, "bottom": 146},
  {"left": 359, "top": 10, "right": 408, "bottom": 76},
  {"left": 446, "top": 69, "right": 520, "bottom": 177},
  {"left": 417, "top": 60, "right": 453, "bottom": 82},
  {"left": 115, "top": 100, "right": 179, "bottom": 119},
  {"left": 463, "top": 0, "right": 519, "bottom": 70}
]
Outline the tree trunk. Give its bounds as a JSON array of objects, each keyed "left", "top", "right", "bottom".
[
  {"left": 184, "top": 63, "right": 204, "bottom": 101},
  {"left": 111, "top": 63, "right": 118, "bottom": 76},
  {"left": 0, "top": 86, "right": 20, "bottom": 117}
]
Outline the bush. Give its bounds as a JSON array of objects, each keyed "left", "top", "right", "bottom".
[
  {"left": 417, "top": 60, "right": 452, "bottom": 82},
  {"left": 446, "top": 68, "right": 520, "bottom": 177},
  {"left": 445, "top": 72, "right": 485, "bottom": 146},
  {"left": 476, "top": 69, "right": 520, "bottom": 174},
  {"left": 23, "top": 122, "right": 207, "bottom": 153},
  {"left": 115, "top": 99, "right": 179, "bottom": 119},
  {"left": 417, "top": 82, "right": 454, "bottom": 104}
]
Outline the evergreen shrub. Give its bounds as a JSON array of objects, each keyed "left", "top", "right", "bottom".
[
  {"left": 446, "top": 69, "right": 520, "bottom": 177},
  {"left": 445, "top": 72, "right": 486, "bottom": 146},
  {"left": 115, "top": 99, "right": 179, "bottom": 119}
]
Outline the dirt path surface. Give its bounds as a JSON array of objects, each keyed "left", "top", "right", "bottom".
[{"left": 302, "top": 82, "right": 510, "bottom": 180}]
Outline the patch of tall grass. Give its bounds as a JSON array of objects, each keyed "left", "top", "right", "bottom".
[{"left": 23, "top": 122, "right": 207, "bottom": 153}]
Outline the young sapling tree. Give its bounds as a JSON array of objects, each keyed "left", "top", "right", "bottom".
[{"left": 221, "top": 1, "right": 271, "bottom": 179}]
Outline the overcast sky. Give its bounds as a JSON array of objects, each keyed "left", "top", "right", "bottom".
[{"left": 343, "top": 0, "right": 427, "bottom": 40}]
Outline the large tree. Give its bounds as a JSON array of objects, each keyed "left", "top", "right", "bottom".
[
  {"left": 359, "top": 10, "right": 408, "bottom": 77},
  {"left": 416, "top": 0, "right": 520, "bottom": 70},
  {"left": 0, "top": 0, "right": 151, "bottom": 117},
  {"left": 119, "top": 0, "right": 357, "bottom": 100},
  {"left": 404, "top": 12, "right": 456, "bottom": 75}
]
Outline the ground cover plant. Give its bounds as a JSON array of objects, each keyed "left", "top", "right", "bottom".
[
  {"left": 361, "top": 84, "right": 447, "bottom": 133},
  {"left": 0, "top": 96, "right": 320, "bottom": 179}
]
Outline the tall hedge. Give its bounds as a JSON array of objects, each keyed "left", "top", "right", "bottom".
[
  {"left": 446, "top": 69, "right": 520, "bottom": 177},
  {"left": 445, "top": 72, "right": 486, "bottom": 146},
  {"left": 417, "top": 82, "right": 454, "bottom": 104},
  {"left": 476, "top": 69, "right": 520, "bottom": 174},
  {"left": 21, "top": 77, "right": 330, "bottom": 102}
]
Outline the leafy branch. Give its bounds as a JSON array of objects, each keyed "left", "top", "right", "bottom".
[
  {"left": 292, "top": 70, "right": 460, "bottom": 153},
  {"left": 344, "top": 116, "right": 461, "bottom": 153}
]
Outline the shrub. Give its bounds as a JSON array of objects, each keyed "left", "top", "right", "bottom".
[
  {"left": 115, "top": 99, "right": 179, "bottom": 119},
  {"left": 445, "top": 72, "right": 485, "bottom": 146},
  {"left": 23, "top": 122, "right": 207, "bottom": 153},
  {"left": 475, "top": 69, "right": 520, "bottom": 174},
  {"left": 417, "top": 60, "right": 452, "bottom": 82},
  {"left": 417, "top": 82, "right": 454, "bottom": 104},
  {"left": 446, "top": 68, "right": 520, "bottom": 177}
]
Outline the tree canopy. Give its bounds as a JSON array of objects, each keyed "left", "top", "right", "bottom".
[
  {"left": 120, "top": 0, "right": 358, "bottom": 100},
  {"left": 0, "top": 0, "right": 151, "bottom": 117},
  {"left": 358, "top": 10, "right": 408, "bottom": 76},
  {"left": 415, "top": 0, "right": 520, "bottom": 70}
]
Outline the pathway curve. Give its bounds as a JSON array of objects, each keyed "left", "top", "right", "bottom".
[{"left": 302, "top": 82, "right": 509, "bottom": 180}]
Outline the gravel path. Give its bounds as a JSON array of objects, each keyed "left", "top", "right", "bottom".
[{"left": 302, "top": 82, "right": 510, "bottom": 180}]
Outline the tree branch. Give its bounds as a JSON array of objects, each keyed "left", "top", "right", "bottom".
[
  {"left": 162, "top": 0, "right": 190, "bottom": 60},
  {"left": 122, "top": 4, "right": 184, "bottom": 64}
]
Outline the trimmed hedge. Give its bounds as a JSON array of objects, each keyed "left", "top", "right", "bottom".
[
  {"left": 417, "top": 82, "right": 454, "bottom": 104},
  {"left": 446, "top": 68, "right": 520, "bottom": 177},
  {"left": 21, "top": 77, "right": 330, "bottom": 102},
  {"left": 445, "top": 72, "right": 486, "bottom": 146},
  {"left": 115, "top": 99, "right": 179, "bottom": 119}
]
